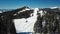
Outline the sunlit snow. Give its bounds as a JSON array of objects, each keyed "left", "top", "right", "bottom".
[
  {"left": 0, "top": 11, "right": 2, "bottom": 13},
  {"left": 50, "top": 6, "right": 58, "bottom": 9},
  {"left": 39, "top": 10, "right": 44, "bottom": 17},
  {"left": 13, "top": 8, "right": 39, "bottom": 33},
  {"left": 14, "top": 8, "right": 30, "bottom": 16}
]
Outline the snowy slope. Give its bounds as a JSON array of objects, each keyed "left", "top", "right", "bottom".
[
  {"left": 13, "top": 8, "right": 39, "bottom": 33},
  {"left": 13, "top": 7, "right": 47, "bottom": 33},
  {"left": 14, "top": 7, "right": 30, "bottom": 16}
]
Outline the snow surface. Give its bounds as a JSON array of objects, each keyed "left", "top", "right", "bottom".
[
  {"left": 13, "top": 8, "right": 39, "bottom": 33},
  {"left": 14, "top": 8, "right": 30, "bottom": 16},
  {"left": 18, "top": 8, "right": 30, "bottom": 14},
  {"left": 38, "top": 10, "right": 45, "bottom": 17},
  {"left": 42, "top": 20, "right": 46, "bottom": 27},
  {"left": 50, "top": 6, "right": 58, "bottom": 9},
  {"left": 0, "top": 11, "right": 2, "bottom": 13},
  {"left": 38, "top": 10, "right": 47, "bottom": 17}
]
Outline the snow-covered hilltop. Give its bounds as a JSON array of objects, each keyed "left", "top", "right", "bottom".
[
  {"left": 12, "top": 6, "right": 60, "bottom": 34},
  {"left": 0, "top": 6, "right": 60, "bottom": 34}
]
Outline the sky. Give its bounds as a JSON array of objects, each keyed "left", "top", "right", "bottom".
[{"left": 0, "top": 0, "right": 60, "bottom": 9}]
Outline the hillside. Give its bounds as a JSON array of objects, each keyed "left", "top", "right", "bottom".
[{"left": 0, "top": 6, "right": 60, "bottom": 34}]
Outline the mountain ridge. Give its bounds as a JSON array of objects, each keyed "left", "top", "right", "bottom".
[{"left": 0, "top": 6, "right": 60, "bottom": 34}]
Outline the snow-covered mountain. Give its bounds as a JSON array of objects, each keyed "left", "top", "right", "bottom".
[
  {"left": 12, "top": 6, "right": 60, "bottom": 33},
  {"left": 50, "top": 6, "right": 58, "bottom": 9},
  {"left": 0, "top": 6, "right": 60, "bottom": 34},
  {"left": 13, "top": 8, "right": 39, "bottom": 33},
  {"left": 13, "top": 6, "right": 60, "bottom": 34}
]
